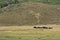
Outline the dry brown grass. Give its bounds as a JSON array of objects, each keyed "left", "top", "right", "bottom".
[{"left": 0, "top": 3, "right": 60, "bottom": 25}]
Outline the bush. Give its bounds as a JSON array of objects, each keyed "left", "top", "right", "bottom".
[
  {"left": 0, "top": 3, "right": 8, "bottom": 8},
  {"left": 0, "top": 0, "right": 19, "bottom": 8},
  {"left": 8, "top": 0, "right": 19, "bottom": 4}
]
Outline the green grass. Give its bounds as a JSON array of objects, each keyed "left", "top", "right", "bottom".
[
  {"left": 18, "top": 0, "right": 60, "bottom": 4},
  {"left": 0, "top": 26, "right": 60, "bottom": 40},
  {"left": 30, "top": 0, "right": 60, "bottom": 5},
  {"left": 18, "top": 0, "right": 60, "bottom": 5}
]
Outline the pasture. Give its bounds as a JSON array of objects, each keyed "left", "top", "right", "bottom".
[{"left": 0, "top": 25, "right": 60, "bottom": 40}]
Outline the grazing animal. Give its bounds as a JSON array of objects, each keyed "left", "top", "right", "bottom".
[
  {"left": 48, "top": 27, "right": 53, "bottom": 29},
  {"left": 33, "top": 26, "right": 36, "bottom": 28},
  {"left": 33, "top": 26, "right": 53, "bottom": 29},
  {"left": 33, "top": 26, "right": 42, "bottom": 29},
  {"left": 42, "top": 26, "right": 48, "bottom": 29}
]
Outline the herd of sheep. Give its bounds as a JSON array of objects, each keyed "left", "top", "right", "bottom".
[{"left": 33, "top": 26, "right": 53, "bottom": 29}]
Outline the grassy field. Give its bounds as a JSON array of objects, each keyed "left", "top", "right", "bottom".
[
  {"left": 0, "top": 25, "right": 60, "bottom": 40},
  {"left": 0, "top": 0, "right": 60, "bottom": 40}
]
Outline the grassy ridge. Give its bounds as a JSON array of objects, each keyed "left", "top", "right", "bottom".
[{"left": 0, "top": 0, "right": 60, "bottom": 25}]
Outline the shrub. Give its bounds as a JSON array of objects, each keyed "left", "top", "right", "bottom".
[
  {"left": 0, "top": 3, "right": 8, "bottom": 8},
  {"left": 8, "top": 0, "right": 19, "bottom": 4},
  {"left": 0, "top": 0, "right": 19, "bottom": 8}
]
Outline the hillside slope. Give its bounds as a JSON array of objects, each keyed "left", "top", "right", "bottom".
[{"left": 0, "top": 0, "right": 60, "bottom": 26}]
